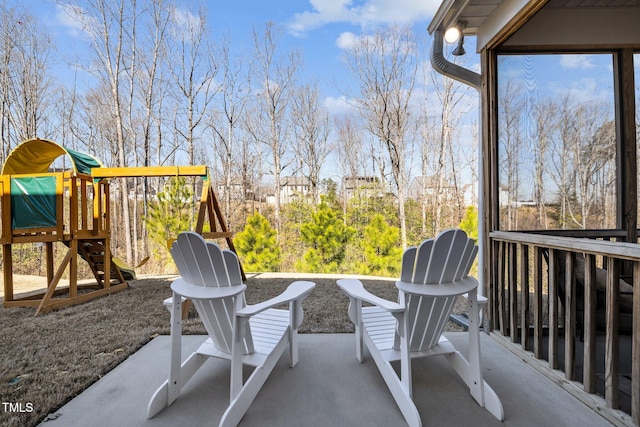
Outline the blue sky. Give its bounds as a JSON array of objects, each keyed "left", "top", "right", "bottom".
[
  {"left": 33, "top": 0, "right": 442, "bottom": 114},
  {"left": 30, "top": 0, "right": 633, "bottom": 121}
]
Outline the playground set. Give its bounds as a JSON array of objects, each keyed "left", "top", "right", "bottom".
[{"left": 1, "top": 138, "right": 238, "bottom": 315}]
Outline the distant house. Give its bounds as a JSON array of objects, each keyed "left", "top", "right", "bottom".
[
  {"left": 342, "top": 176, "right": 381, "bottom": 200},
  {"left": 216, "top": 178, "right": 245, "bottom": 202},
  {"left": 407, "top": 176, "right": 459, "bottom": 203},
  {"left": 264, "top": 176, "right": 312, "bottom": 204},
  {"left": 282, "top": 176, "right": 312, "bottom": 203}
]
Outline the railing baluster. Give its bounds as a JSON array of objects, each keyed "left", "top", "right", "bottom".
[
  {"left": 605, "top": 257, "right": 619, "bottom": 409},
  {"left": 509, "top": 242, "right": 518, "bottom": 342},
  {"left": 491, "top": 239, "right": 499, "bottom": 331},
  {"left": 498, "top": 241, "right": 506, "bottom": 336},
  {"left": 583, "top": 253, "right": 596, "bottom": 393},
  {"left": 534, "top": 246, "right": 543, "bottom": 359},
  {"left": 633, "top": 260, "right": 640, "bottom": 425},
  {"left": 549, "top": 248, "right": 558, "bottom": 369},
  {"left": 565, "top": 251, "right": 576, "bottom": 381},
  {"left": 521, "top": 245, "right": 530, "bottom": 351}
]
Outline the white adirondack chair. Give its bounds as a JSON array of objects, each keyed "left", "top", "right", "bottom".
[
  {"left": 147, "top": 232, "right": 315, "bottom": 427},
  {"left": 337, "top": 229, "right": 504, "bottom": 427}
]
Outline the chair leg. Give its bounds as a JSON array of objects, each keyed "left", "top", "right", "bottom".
[
  {"left": 289, "top": 300, "right": 302, "bottom": 367},
  {"left": 168, "top": 291, "right": 184, "bottom": 404},
  {"left": 363, "top": 330, "right": 421, "bottom": 427},
  {"left": 220, "top": 333, "right": 290, "bottom": 427},
  {"left": 395, "top": 310, "right": 412, "bottom": 397},
  {"left": 446, "top": 289, "right": 504, "bottom": 421},
  {"left": 148, "top": 292, "right": 208, "bottom": 419},
  {"left": 466, "top": 289, "right": 484, "bottom": 405},
  {"left": 348, "top": 297, "right": 364, "bottom": 362}
]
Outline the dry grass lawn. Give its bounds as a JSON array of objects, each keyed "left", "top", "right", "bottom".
[{"left": 0, "top": 274, "right": 464, "bottom": 427}]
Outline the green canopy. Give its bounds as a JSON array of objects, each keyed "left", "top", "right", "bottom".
[{"left": 11, "top": 176, "right": 57, "bottom": 229}]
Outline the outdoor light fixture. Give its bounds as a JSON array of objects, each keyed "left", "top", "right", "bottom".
[
  {"left": 444, "top": 26, "right": 461, "bottom": 43},
  {"left": 444, "top": 22, "right": 467, "bottom": 56},
  {"left": 452, "top": 34, "right": 466, "bottom": 56}
]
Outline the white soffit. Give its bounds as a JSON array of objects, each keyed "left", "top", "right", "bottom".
[
  {"left": 429, "top": 0, "right": 538, "bottom": 51},
  {"left": 476, "top": 0, "right": 540, "bottom": 49}
]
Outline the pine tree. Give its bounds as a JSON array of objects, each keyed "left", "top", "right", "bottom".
[
  {"left": 234, "top": 212, "right": 280, "bottom": 272},
  {"left": 145, "top": 177, "right": 193, "bottom": 271},
  {"left": 298, "top": 199, "right": 354, "bottom": 273},
  {"left": 459, "top": 206, "right": 479, "bottom": 240},
  {"left": 358, "top": 214, "right": 402, "bottom": 276}
]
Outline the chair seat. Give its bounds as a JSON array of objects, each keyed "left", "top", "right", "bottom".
[
  {"left": 362, "top": 306, "right": 397, "bottom": 350},
  {"left": 194, "top": 308, "right": 290, "bottom": 366},
  {"left": 249, "top": 309, "right": 289, "bottom": 355},
  {"left": 362, "top": 307, "right": 456, "bottom": 360}
]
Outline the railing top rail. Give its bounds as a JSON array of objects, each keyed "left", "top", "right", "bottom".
[{"left": 490, "top": 230, "right": 640, "bottom": 261}]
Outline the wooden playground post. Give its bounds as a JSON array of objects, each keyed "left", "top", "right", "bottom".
[{"left": 3, "top": 244, "right": 13, "bottom": 302}]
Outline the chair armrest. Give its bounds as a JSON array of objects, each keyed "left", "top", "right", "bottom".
[
  {"left": 462, "top": 292, "right": 488, "bottom": 305},
  {"left": 170, "top": 278, "right": 246, "bottom": 300},
  {"left": 396, "top": 276, "right": 478, "bottom": 297},
  {"left": 237, "top": 281, "right": 315, "bottom": 318},
  {"left": 337, "top": 279, "right": 403, "bottom": 312}
]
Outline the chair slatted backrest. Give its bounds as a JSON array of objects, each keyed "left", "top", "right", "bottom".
[
  {"left": 398, "top": 229, "right": 478, "bottom": 352},
  {"left": 171, "top": 232, "right": 254, "bottom": 355}
]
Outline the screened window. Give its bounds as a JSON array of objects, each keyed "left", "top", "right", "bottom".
[{"left": 497, "top": 53, "right": 616, "bottom": 231}]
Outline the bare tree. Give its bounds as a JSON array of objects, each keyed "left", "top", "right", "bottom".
[
  {"left": 566, "top": 99, "right": 615, "bottom": 229},
  {"left": 530, "top": 98, "right": 557, "bottom": 228},
  {"left": 66, "top": 0, "right": 141, "bottom": 263},
  {"left": 497, "top": 78, "right": 524, "bottom": 230},
  {"left": 210, "top": 34, "right": 250, "bottom": 226},
  {"left": 342, "top": 25, "right": 418, "bottom": 248},
  {"left": 248, "top": 22, "right": 300, "bottom": 234},
  {"left": 164, "top": 5, "right": 218, "bottom": 228},
  {"left": 130, "top": 0, "right": 171, "bottom": 263},
  {"left": 291, "top": 82, "right": 332, "bottom": 204},
  {"left": 335, "top": 115, "right": 365, "bottom": 178},
  {"left": 426, "top": 56, "right": 475, "bottom": 232},
  {"left": 167, "top": 5, "right": 217, "bottom": 166},
  {"left": 0, "top": 4, "right": 55, "bottom": 161}
]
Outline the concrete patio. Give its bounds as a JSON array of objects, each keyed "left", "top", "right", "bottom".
[{"left": 39, "top": 332, "right": 614, "bottom": 427}]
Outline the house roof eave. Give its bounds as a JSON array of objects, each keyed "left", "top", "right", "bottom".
[{"left": 429, "top": 0, "right": 548, "bottom": 52}]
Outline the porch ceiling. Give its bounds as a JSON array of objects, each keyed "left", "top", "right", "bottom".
[{"left": 429, "top": 0, "right": 640, "bottom": 49}]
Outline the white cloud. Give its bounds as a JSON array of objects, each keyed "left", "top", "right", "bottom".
[
  {"left": 559, "top": 54, "right": 596, "bottom": 69},
  {"left": 289, "top": 0, "right": 438, "bottom": 35},
  {"left": 551, "top": 77, "right": 604, "bottom": 103},
  {"left": 336, "top": 32, "right": 358, "bottom": 49},
  {"left": 336, "top": 31, "right": 380, "bottom": 51},
  {"left": 55, "top": 3, "right": 93, "bottom": 38},
  {"left": 324, "top": 95, "right": 356, "bottom": 115},
  {"left": 170, "top": 7, "right": 202, "bottom": 35}
]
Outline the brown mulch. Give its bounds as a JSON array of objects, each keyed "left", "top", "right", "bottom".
[{"left": 0, "top": 275, "right": 466, "bottom": 427}]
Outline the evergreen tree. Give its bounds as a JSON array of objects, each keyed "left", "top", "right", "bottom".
[
  {"left": 458, "top": 205, "right": 479, "bottom": 276},
  {"left": 234, "top": 212, "right": 281, "bottom": 272},
  {"left": 344, "top": 192, "right": 397, "bottom": 271},
  {"left": 280, "top": 199, "right": 313, "bottom": 271},
  {"left": 358, "top": 214, "right": 402, "bottom": 276},
  {"left": 459, "top": 205, "right": 478, "bottom": 240},
  {"left": 145, "top": 177, "right": 193, "bottom": 272},
  {"left": 298, "top": 198, "right": 354, "bottom": 273}
]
